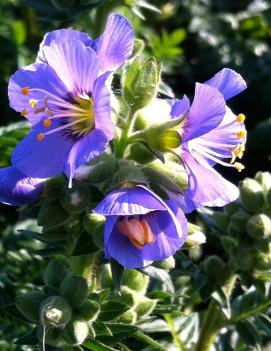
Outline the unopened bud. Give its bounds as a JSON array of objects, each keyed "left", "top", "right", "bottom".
[
  {"left": 100, "top": 264, "right": 114, "bottom": 289},
  {"left": 16, "top": 291, "right": 47, "bottom": 322},
  {"left": 253, "top": 251, "right": 271, "bottom": 271},
  {"left": 121, "top": 269, "right": 149, "bottom": 294},
  {"left": 60, "top": 184, "right": 91, "bottom": 214},
  {"left": 60, "top": 273, "right": 88, "bottom": 307},
  {"left": 186, "top": 231, "right": 206, "bottom": 246},
  {"left": 255, "top": 171, "right": 271, "bottom": 192},
  {"left": 123, "top": 57, "right": 161, "bottom": 111},
  {"left": 202, "top": 255, "right": 229, "bottom": 284},
  {"left": 44, "top": 260, "right": 68, "bottom": 288},
  {"left": 145, "top": 127, "right": 181, "bottom": 152},
  {"left": 221, "top": 236, "right": 237, "bottom": 253},
  {"left": 64, "top": 318, "right": 89, "bottom": 346},
  {"left": 135, "top": 297, "right": 157, "bottom": 317},
  {"left": 247, "top": 213, "right": 271, "bottom": 239},
  {"left": 154, "top": 256, "right": 176, "bottom": 270},
  {"left": 212, "top": 212, "right": 230, "bottom": 230},
  {"left": 230, "top": 210, "right": 250, "bottom": 233},
  {"left": 231, "top": 248, "right": 254, "bottom": 270},
  {"left": 40, "top": 296, "right": 72, "bottom": 327},
  {"left": 239, "top": 178, "right": 264, "bottom": 212},
  {"left": 118, "top": 309, "right": 137, "bottom": 324},
  {"left": 116, "top": 286, "right": 139, "bottom": 308},
  {"left": 129, "top": 142, "right": 156, "bottom": 164}
]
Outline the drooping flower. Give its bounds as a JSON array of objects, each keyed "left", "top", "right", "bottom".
[
  {"left": 8, "top": 13, "right": 134, "bottom": 186},
  {"left": 169, "top": 68, "right": 247, "bottom": 212},
  {"left": 0, "top": 167, "right": 45, "bottom": 206},
  {"left": 93, "top": 185, "right": 187, "bottom": 268}
]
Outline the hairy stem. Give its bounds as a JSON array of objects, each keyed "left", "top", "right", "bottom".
[
  {"left": 134, "top": 331, "right": 168, "bottom": 351},
  {"left": 164, "top": 313, "right": 187, "bottom": 351}
]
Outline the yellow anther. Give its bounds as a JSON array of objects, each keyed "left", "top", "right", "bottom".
[
  {"left": 36, "top": 133, "right": 44, "bottom": 142},
  {"left": 21, "top": 109, "right": 28, "bottom": 117},
  {"left": 236, "top": 114, "right": 246, "bottom": 123},
  {"left": 235, "top": 130, "right": 247, "bottom": 139},
  {"left": 21, "top": 87, "right": 30, "bottom": 95},
  {"left": 43, "top": 119, "right": 52, "bottom": 128},
  {"left": 29, "top": 99, "right": 38, "bottom": 108},
  {"left": 231, "top": 143, "right": 245, "bottom": 163},
  {"left": 234, "top": 162, "right": 245, "bottom": 172}
]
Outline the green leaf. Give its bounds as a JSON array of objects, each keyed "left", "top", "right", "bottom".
[
  {"left": 72, "top": 231, "right": 98, "bottom": 256},
  {"left": 38, "top": 199, "right": 71, "bottom": 228},
  {"left": 236, "top": 320, "right": 262, "bottom": 348},
  {"left": 83, "top": 339, "right": 118, "bottom": 351},
  {"left": 0, "top": 303, "right": 29, "bottom": 323},
  {"left": 139, "top": 266, "right": 174, "bottom": 292},
  {"left": 93, "top": 321, "right": 113, "bottom": 337},
  {"left": 99, "top": 301, "right": 129, "bottom": 322},
  {"left": 110, "top": 259, "right": 124, "bottom": 292},
  {"left": 96, "top": 323, "right": 138, "bottom": 344},
  {"left": 14, "top": 328, "right": 38, "bottom": 345}
]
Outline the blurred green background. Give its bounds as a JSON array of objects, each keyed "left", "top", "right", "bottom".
[{"left": 0, "top": 0, "right": 271, "bottom": 348}]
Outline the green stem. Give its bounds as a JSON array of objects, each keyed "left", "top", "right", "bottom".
[
  {"left": 194, "top": 275, "right": 237, "bottom": 351},
  {"left": 164, "top": 314, "right": 187, "bottom": 350},
  {"left": 134, "top": 331, "right": 168, "bottom": 351}
]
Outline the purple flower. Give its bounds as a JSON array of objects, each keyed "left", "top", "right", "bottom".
[
  {"left": 93, "top": 185, "right": 187, "bottom": 268},
  {"left": 8, "top": 13, "right": 134, "bottom": 186},
  {"left": 0, "top": 167, "right": 45, "bottom": 206},
  {"left": 170, "top": 68, "right": 247, "bottom": 212}
]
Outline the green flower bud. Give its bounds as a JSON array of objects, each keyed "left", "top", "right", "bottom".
[
  {"left": 253, "top": 251, "right": 271, "bottom": 271},
  {"left": 38, "top": 199, "right": 70, "bottom": 228},
  {"left": 60, "top": 273, "right": 88, "bottom": 307},
  {"left": 100, "top": 263, "right": 114, "bottom": 290},
  {"left": 247, "top": 213, "right": 271, "bottom": 239},
  {"left": 154, "top": 256, "right": 176, "bottom": 270},
  {"left": 83, "top": 213, "right": 105, "bottom": 250},
  {"left": 43, "top": 175, "right": 65, "bottom": 199},
  {"left": 224, "top": 202, "right": 240, "bottom": 216},
  {"left": 186, "top": 223, "right": 206, "bottom": 246},
  {"left": 230, "top": 210, "right": 250, "bottom": 233},
  {"left": 221, "top": 236, "right": 238, "bottom": 253},
  {"left": 267, "top": 188, "right": 271, "bottom": 207},
  {"left": 44, "top": 260, "right": 68, "bottom": 288},
  {"left": 135, "top": 297, "right": 157, "bottom": 317},
  {"left": 129, "top": 143, "right": 155, "bottom": 164},
  {"left": 111, "top": 164, "right": 147, "bottom": 189},
  {"left": 87, "top": 154, "right": 116, "bottom": 184},
  {"left": 231, "top": 248, "right": 254, "bottom": 270},
  {"left": 75, "top": 300, "right": 100, "bottom": 321},
  {"left": 63, "top": 318, "right": 89, "bottom": 346},
  {"left": 212, "top": 212, "right": 230, "bottom": 231},
  {"left": 255, "top": 171, "right": 271, "bottom": 192},
  {"left": 123, "top": 57, "right": 161, "bottom": 111},
  {"left": 255, "top": 239, "right": 270, "bottom": 253},
  {"left": 239, "top": 178, "right": 264, "bottom": 212},
  {"left": 60, "top": 184, "right": 91, "bottom": 214},
  {"left": 118, "top": 309, "right": 137, "bottom": 324},
  {"left": 40, "top": 296, "right": 72, "bottom": 327},
  {"left": 145, "top": 126, "right": 181, "bottom": 152},
  {"left": 16, "top": 291, "right": 47, "bottom": 322},
  {"left": 37, "top": 326, "right": 67, "bottom": 347},
  {"left": 117, "top": 286, "right": 139, "bottom": 308},
  {"left": 121, "top": 269, "right": 149, "bottom": 294},
  {"left": 202, "top": 255, "right": 228, "bottom": 284}
]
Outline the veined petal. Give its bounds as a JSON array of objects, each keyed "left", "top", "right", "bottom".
[
  {"left": 205, "top": 68, "right": 247, "bottom": 100},
  {"left": 36, "top": 29, "right": 94, "bottom": 63},
  {"left": 43, "top": 39, "right": 100, "bottom": 93},
  {"left": 12, "top": 122, "right": 73, "bottom": 178},
  {"left": 170, "top": 95, "right": 190, "bottom": 118},
  {"left": 93, "top": 185, "right": 167, "bottom": 216},
  {"left": 65, "top": 129, "right": 109, "bottom": 187},
  {"left": 0, "top": 167, "right": 45, "bottom": 206},
  {"left": 8, "top": 63, "right": 68, "bottom": 126},
  {"left": 93, "top": 73, "right": 115, "bottom": 140},
  {"left": 181, "top": 150, "right": 239, "bottom": 213},
  {"left": 182, "top": 83, "right": 226, "bottom": 142},
  {"left": 93, "top": 13, "right": 134, "bottom": 73}
]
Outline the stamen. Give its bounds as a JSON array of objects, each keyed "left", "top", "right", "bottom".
[
  {"left": 43, "top": 119, "right": 52, "bottom": 128},
  {"left": 231, "top": 144, "right": 245, "bottom": 163},
  {"left": 29, "top": 99, "right": 38, "bottom": 108},
  {"left": 141, "top": 219, "right": 156, "bottom": 244},
  {"left": 235, "top": 130, "right": 247, "bottom": 139},
  {"left": 234, "top": 162, "right": 245, "bottom": 172},
  {"left": 37, "top": 133, "right": 44, "bottom": 142},
  {"left": 41, "top": 118, "right": 89, "bottom": 137},
  {"left": 21, "top": 109, "right": 28, "bottom": 117},
  {"left": 21, "top": 87, "right": 30, "bottom": 95},
  {"left": 236, "top": 114, "right": 246, "bottom": 123}
]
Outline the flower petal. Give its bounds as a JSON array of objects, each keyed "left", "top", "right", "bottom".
[
  {"left": 93, "top": 13, "right": 134, "bottom": 73},
  {"left": 93, "top": 73, "right": 115, "bottom": 140},
  {"left": 12, "top": 122, "right": 73, "bottom": 178},
  {"left": 65, "top": 129, "right": 109, "bottom": 187},
  {"left": 43, "top": 39, "right": 100, "bottom": 93},
  {"left": 0, "top": 167, "right": 45, "bottom": 206},
  {"left": 182, "top": 83, "right": 226, "bottom": 142},
  {"left": 36, "top": 29, "right": 94, "bottom": 63},
  {"left": 8, "top": 63, "right": 68, "bottom": 126},
  {"left": 93, "top": 185, "right": 167, "bottom": 216},
  {"left": 170, "top": 95, "right": 190, "bottom": 118},
  {"left": 205, "top": 68, "right": 247, "bottom": 100},
  {"left": 181, "top": 150, "right": 239, "bottom": 213}
]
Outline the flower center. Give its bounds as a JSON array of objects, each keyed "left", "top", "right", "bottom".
[
  {"left": 20, "top": 87, "right": 95, "bottom": 141},
  {"left": 117, "top": 217, "right": 156, "bottom": 250}
]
